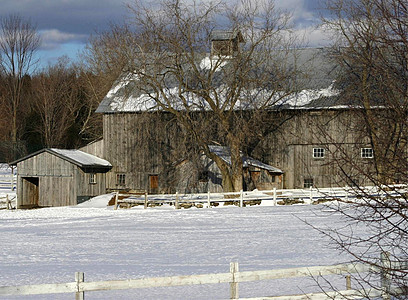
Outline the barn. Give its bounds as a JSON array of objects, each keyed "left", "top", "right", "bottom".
[{"left": 11, "top": 148, "right": 112, "bottom": 208}]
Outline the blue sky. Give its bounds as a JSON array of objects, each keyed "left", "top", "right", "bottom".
[{"left": 1, "top": 0, "right": 328, "bottom": 68}]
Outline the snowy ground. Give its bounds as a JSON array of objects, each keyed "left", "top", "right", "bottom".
[{"left": 0, "top": 196, "right": 363, "bottom": 299}]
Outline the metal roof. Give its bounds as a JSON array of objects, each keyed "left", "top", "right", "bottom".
[
  {"left": 208, "top": 145, "right": 283, "bottom": 174},
  {"left": 10, "top": 148, "right": 112, "bottom": 171}
]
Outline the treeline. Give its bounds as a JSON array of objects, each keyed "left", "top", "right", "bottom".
[
  {"left": 0, "top": 57, "right": 108, "bottom": 162},
  {"left": 0, "top": 14, "right": 123, "bottom": 163}
]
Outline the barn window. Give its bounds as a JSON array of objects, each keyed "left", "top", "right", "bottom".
[
  {"left": 361, "top": 148, "right": 373, "bottom": 158},
  {"left": 116, "top": 173, "right": 126, "bottom": 186},
  {"left": 89, "top": 173, "right": 96, "bottom": 184},
  {"left": 313, "top": 148, "right": 325, "bottom": 158},
  {"left": 304, "top": 178, "right": 314, "bottom": 188}
]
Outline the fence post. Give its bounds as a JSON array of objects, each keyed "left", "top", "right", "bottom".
[
  {"left": 75, "top": 272, "right": 84, "bottom": 300},
  {"left": 381, "top": 251, "right": 391, "bottom": 300},
  {"left": 207, "top": 190, "right": 211, "bottom": 208},
  {"left": 345, "top": 275, "right": 351, "bottom": 290},
  {"left": 240, "top": 190, "right": 243, "bottom": 208},
  {"left": 144, "top": 192, "right": 148, "bottom": 209},
  {"left": 6, "top": 194, "right": 11, "bottom": 210},
  {"left": 175, "top": 192, "right": 180, "bottom": 209},
  {"left": 10, "top": 168, "right": 14, "bottom": 191},
  {"left": 273, "top": 188, "right": 277, "bottom": 206},
  {"left": 309, "top": 186, "right": 313, "bottom": 204},
  {"left": 114, "top": 192, "right": 119, "bottom": 210},
  {"left": 230, "top": 262, "right": 239, "bottom": 299}
]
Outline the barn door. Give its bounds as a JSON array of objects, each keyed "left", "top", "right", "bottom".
[
  {"left": 149, "top": 175, "right": 158, "bottom": 194},
  {"left": 21, "top": 177, "right": 39, "bottom": 208}
]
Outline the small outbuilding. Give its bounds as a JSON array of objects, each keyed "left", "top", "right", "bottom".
[{"left": 11, "top": 148, "right": 112, "bottom": 208}]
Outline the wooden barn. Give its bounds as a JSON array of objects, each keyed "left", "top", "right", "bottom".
[
  {"left": 11, "top": 148, "right": 112, "bottom": 208},
  {"left": 92, "top": 31, "right": 380, "bottom": 192}
]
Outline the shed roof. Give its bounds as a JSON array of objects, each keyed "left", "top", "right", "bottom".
[
  {"left": 10, "top": 148, "right": 112, "bottom": 170},
  {"left": 208, "top": 145, "right": 283, "bottom": 174}
]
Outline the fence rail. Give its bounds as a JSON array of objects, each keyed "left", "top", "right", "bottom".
[
  {"left": 1, "top": 253, "right": 406, "bottom": 299},
  {"left": 0, "top": 174, "right": 16, "bottom": 191},
  {"left": 114, "top": 184, "right": 408, "bottom": 210}
]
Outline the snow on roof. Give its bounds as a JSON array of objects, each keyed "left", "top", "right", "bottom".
[
  {"left": 96, "top": 48, "right": 340, "bottom": 114},
  {"left": 101, "top": 77, "right": 338, "bottom": 113},
  {"left": 208, "top": 145, "right": 283, "bottom": 173},
  {"left": 49, "top": 149, "right": 112, "bottom": 168},
  {"left": 11, "top": 148, "right": 112, "bottom": 170}
]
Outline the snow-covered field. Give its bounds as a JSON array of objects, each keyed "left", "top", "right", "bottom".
[{"left": 0, "top": 197, "right": 361, "bottom": 299}]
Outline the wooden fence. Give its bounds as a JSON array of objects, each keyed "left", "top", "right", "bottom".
[
  {"left": 0, "top": 194, "right": 15, "bottom": 210},
  {"left": 114, "top": 184, "right": 408, "bottom": 209},
  {"left": 0, "top": 253, "right": 406, "bottom": 299}
]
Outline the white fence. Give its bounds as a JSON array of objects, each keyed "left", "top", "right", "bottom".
[
  {"left": 114, "top": 184, "right": 408, "bottom": 209},
  {"left": 0, "top": 174, "right": 16, "bottom": 191},
  {"left": 0, "top": 252, "right": 406, "bottom": 299}
]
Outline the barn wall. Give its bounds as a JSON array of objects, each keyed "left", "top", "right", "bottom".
[
  {"left": 258, "top": 109, "right": 375, "bottom": 189},
  {"left": 76, "top": 169, "right": 106, "bottom": 199},
  {"left": 102, "top": 109, "right": 377, "bottom": 192},
  {"left": 79, "top": 140, "right": 104, "bottom": 159},
  {"left": 103, "top": 112, "right": 189, "bottom": 193},
  {"left": 16, "top": 152, "right": 76, "bottom": 207}
]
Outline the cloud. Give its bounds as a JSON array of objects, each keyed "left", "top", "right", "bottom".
[
  {"left": 292, "top": 24, "right": 333, "bottom": 47},
  {"left": 39, "top": 29, "right": 87, "bottom": 50}
]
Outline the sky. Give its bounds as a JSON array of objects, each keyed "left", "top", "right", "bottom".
[{"left": 0, "top": 0, "right": 328, "bottom": 68}]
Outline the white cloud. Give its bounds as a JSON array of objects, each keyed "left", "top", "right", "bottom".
[{"left": 39, "top": 29, "right": 87, "bottom": 50}]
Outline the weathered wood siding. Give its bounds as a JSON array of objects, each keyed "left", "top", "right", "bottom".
[
  {"left": 79, "top": 140, "right": 104, "bottom": 159},
  {"left": 16, "top": 152, "right": 108, "bottom": 207},
  {"left": 257, "top": 109, "right": 374, "bottom": 188},
  {"left": 103, "top": 112, "right": 188, "bottom": 193},
  {"left": 103, "top": 109, "right": 376, "bottom": 191},
  {"left": 16, "top": 152, "right": 76, "bottom": 207},
  {"left": 76, "top": 169, "right": 106, "bottom": 198}
]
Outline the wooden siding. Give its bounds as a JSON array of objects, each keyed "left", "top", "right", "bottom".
[
  {"left": 103, "top": 109, "right": 376, "bottom": 191},
  {"left": 79, "top": 140, "right": 104, "bottom": 159},
  {"left": 16, "top": 151, "right": 107, "bottom": 208},
  {"left": 103, "top": 112, "right": 189, "bottom": 192},
  {"left": 257, "top": 109, "right": 374, "bottom": 188},
  {"left": 76, "top": 169, "right": 106, "bottom": 198}
]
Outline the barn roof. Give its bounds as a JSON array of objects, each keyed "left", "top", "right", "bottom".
[
  {"left": 208, "top": 145, "right": 283, "bottom": 174},
  {"left": 10, "top": 148, "right": 112, "bottom": 171},
  {"left": 96, "top": 48, "right": 340, "bottom": 114}
]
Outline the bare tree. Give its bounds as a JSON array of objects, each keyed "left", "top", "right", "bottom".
[
  {"left": 116, "top": 0, "right": 301, "bottom": 192},
  {"left": 318, "top": 0, "right": 408, "bottom": 296},
  {"left": 30, "top": 57, "right": 78, "bottom": 147},
  {"left": 0, "top": 14, "right": 41, "bottom": 160}
]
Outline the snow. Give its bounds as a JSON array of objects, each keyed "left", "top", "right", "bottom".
[
  {"left": 105, "top": 58, "right": 339, "bottom": 112},
  {"left": 109, "top": 82, "right": 339, "bottom": 113},
  {"left": 76, "top": 193, "right": 115, "bottom": 208},
  {"left": 199, "top": 56, "right": 229, "bottom": 70},
  {"left": 50, "top": 149, "right": 112, "bottom": 167},
  {"left": 0, "top": 200, "right": 362, "bottom": 299}
]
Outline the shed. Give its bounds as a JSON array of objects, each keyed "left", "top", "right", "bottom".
[{"left": 10, "top": 148, "right": 112, "bottom": 208}]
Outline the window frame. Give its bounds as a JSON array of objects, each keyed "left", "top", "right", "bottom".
[
  {"left": 89, "top": 173, "right": 96, "bottom": 184},
  {"left": 313, "top": 148, "right": 325, "bottom": 158},
  {"left": 304, "top": 178, "right": 314, "bottom": 188},
  {"left": 361, "top": 148, "right": 374, "bottom": 159},
  {"left": 116, "top": 173, "right": 126, "bottom": 186}
]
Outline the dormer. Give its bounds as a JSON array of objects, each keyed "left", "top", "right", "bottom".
[{"left": 210, "top": 29, "right": 245, "bottom": 56}]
